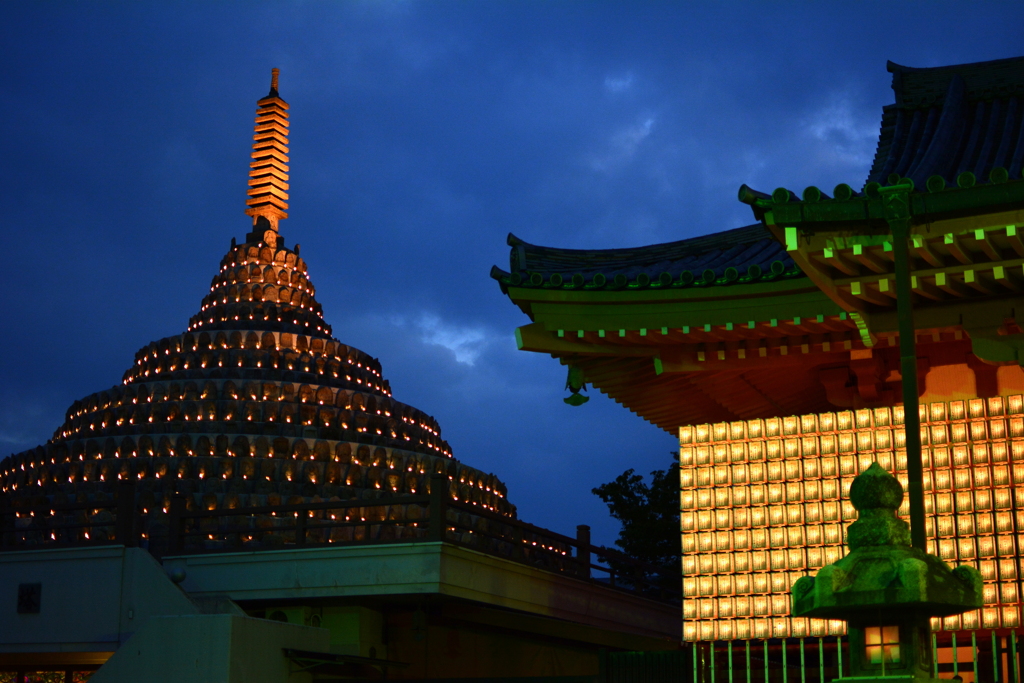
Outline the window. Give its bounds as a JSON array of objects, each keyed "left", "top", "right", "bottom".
[{"left": 865, "top": 625, "right": 900, "bottom": 664}]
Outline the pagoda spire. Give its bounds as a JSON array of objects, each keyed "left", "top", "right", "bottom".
[{"left": 245, "top": 68, "right": 290, "bottom": 234}]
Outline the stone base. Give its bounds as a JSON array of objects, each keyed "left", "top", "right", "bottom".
[{"left": 834, "top": 676, "right": 946, "bottom": 682}]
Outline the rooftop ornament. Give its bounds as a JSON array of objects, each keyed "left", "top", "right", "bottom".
[
  {"left": 563, "top": 365, "right": 589, "bottom": 406},
  {"left": 792, "top": 462, "right": 982, "bottom": 681}
]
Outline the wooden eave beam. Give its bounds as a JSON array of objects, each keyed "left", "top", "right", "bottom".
[
  {"left": 911, "top": 276, "right": 946, "bottom": 301},
  {"left": 816, "top": 251, "right": 859, "bottom": 277},
  {"left": 852, "top": 243, "right": 888, "bottom": 273},
  {"left": 765, "top": 214, "right": 867, "bottom": 315},
  {"left": 1006, "top": 225, "right": 1024, "bottom": 257},
  {"left": 517, "top": 288, "right": 845, "bottom": 344},
  {"left": 993, "top": 265, "right": 1023, "bottom": 291},
  {"left": 912, "top": 237, "right": 944, "bottom": 267},
  {"left": 936, "top": 272, "right": 979, "bottom": 298},
  {"left": 834, "top": 258, "right": 1024, "bottom": 303},
  {"left": 655, "top": 342, "right": 848, "bottom": 375},
  {"left": 943, "top": 233, "right": 974, "bottom": 265},
  {"left": 971, "top": 229, "right": 1002, "bottom": 261},
  {"left": 847, "top": 281, "right": 893, "bottom": 307},
  {"left": 515, "top": 323, "right": 655, "bottom": 357},
  {"left": 962, "top": 268, "right": 996, "bottom": 295}
]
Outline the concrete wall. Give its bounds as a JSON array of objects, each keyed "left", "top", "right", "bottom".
[
  {"left": 319, "top": 606, "right": 386, "bottom": 659},
  {"left": 165, "top": 541, "right": 678, "bottom": 640},
  {"left": 0, "top": 546, "right": 196, "bottom": 654},
  {"left": 254, "top": 605, "right": 387, "bottom": 659},
  {"left": 2, "top": 542, "right": 678, "bottom": 680},
  {"left": 89, "top": 614, "right": 329, "bottom": 683},
  {"left": 385, "top": 609, "right": 601, "bottom": 679}
]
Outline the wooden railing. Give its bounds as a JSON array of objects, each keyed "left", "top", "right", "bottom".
[{"left": 0, "top": 474, "right": 678, "bottom": 603}]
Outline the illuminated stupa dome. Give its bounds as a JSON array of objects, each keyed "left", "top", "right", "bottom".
[{"left": 1, "top": 70, "right": 513, "bottom": 544}]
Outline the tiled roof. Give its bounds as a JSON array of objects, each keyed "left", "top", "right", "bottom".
[
  {"left": 491, "top": 224, "right": 803, "bottom": 291},
  {"left": 867, "top": 56, "right": 1024, "bottom": 190}
]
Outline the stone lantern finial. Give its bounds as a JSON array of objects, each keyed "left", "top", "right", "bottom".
[
  {"left": 244, "top": 68, "right": 290, "bottom": 237},
  {"left": 846, "top": 461, "right": 912, "bottom": 549},
  {"left": 792, "top": 462, "right": 982, "bottom": 681}
]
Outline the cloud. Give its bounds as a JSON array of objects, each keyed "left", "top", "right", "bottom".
[
  {"left": 800, "top": 93, "right": 877, "bottom": 167},
  {"left": 588, "top": 115, "right": 656, "bottom": 172},
  {"left": 414, "top": 313, "right": 490, "bottom": 365},
  {"left": 603, "top": 72, "right": 634, "bottom": 93},
  {"left": 346, "top": 311, "right": 493, "bottom": 367},
  {"left": 0, "top": 432, "right": 32, "bottom": 446}
]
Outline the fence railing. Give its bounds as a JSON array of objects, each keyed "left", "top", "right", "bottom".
[
  {"left": 603, "top": 632, "right": 1024, "bottom": 683},
  {"left": 0, "top": 474, "right": 678, "bottom": 603}
]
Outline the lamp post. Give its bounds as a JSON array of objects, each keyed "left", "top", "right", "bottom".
[{"left": 878, "top": 181, "right": 927, "bottom": 551}]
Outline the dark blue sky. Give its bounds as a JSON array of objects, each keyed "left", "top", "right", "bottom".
[{"left": 4, "top": 2, "right": 1024, "bottom": 544}]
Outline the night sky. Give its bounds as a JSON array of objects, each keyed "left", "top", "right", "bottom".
[{"left": 4, "top": 2, "right": 1024, "bottom": 545}]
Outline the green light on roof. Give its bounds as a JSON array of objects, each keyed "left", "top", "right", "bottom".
[{"left": 785, "top": 226, "right": 798, "bottom": 251}]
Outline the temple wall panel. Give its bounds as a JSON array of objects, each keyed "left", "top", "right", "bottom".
[{"left": 680, "top": 394, "right": 1024, "bottom": 641}]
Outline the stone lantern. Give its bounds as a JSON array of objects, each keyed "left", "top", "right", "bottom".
[{"left": 792, "top": 463, "right": 982, "bottom": 681}]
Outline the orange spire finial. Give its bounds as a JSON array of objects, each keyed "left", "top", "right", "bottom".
[{"left": 245, "top": 68, "right": 289, "bottom": 231}]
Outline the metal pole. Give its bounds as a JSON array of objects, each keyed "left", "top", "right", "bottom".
[
  {"left": 953, "top": 631, "right": 959, "bottom": 677},
  {"left": 782, "top": 638, "right": 788, "bottom": 683},
  {"left": 818, "top": 637, "right": 824, "bottom": 683},
  {"left": 1011, "top": 630, "right": 1018, "bottom": 683},
  {"left": 881, "top": 183, "right": 927, "bottom": 551},
  {"left": 576, "top": 524, "right": 591, "bottom": 579},
  {"left": 974, "top": 630, "right": 980, "bottom": 683},
  {"left": 995, "top": 631, "right": 1001, "bottom": 683},
  {"left": 838, "top": 635, "right": 843, "bottom": 678}
]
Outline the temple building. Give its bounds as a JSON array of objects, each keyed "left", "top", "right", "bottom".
[
  {"left": 0, "top": 71, "right": 678, "bottom": 683},
  {"left": 2, "top": 68, "right": 508, "bottom": 552},
  {"left": 493, "top": 55, "right": 1024, "bottom": 679}
]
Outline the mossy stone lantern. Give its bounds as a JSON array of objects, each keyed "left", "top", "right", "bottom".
[{"left": 792, "top": 463, "right": 982, "bottom": 681}]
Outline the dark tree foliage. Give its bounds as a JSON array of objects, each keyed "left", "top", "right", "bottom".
[{"left": 592, "top": 453, "right": 680, "bottom": 595}]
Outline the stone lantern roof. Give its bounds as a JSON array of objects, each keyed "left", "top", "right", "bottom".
[{"left": 792, "top": 462, "right": 981, "bottom": 619}]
